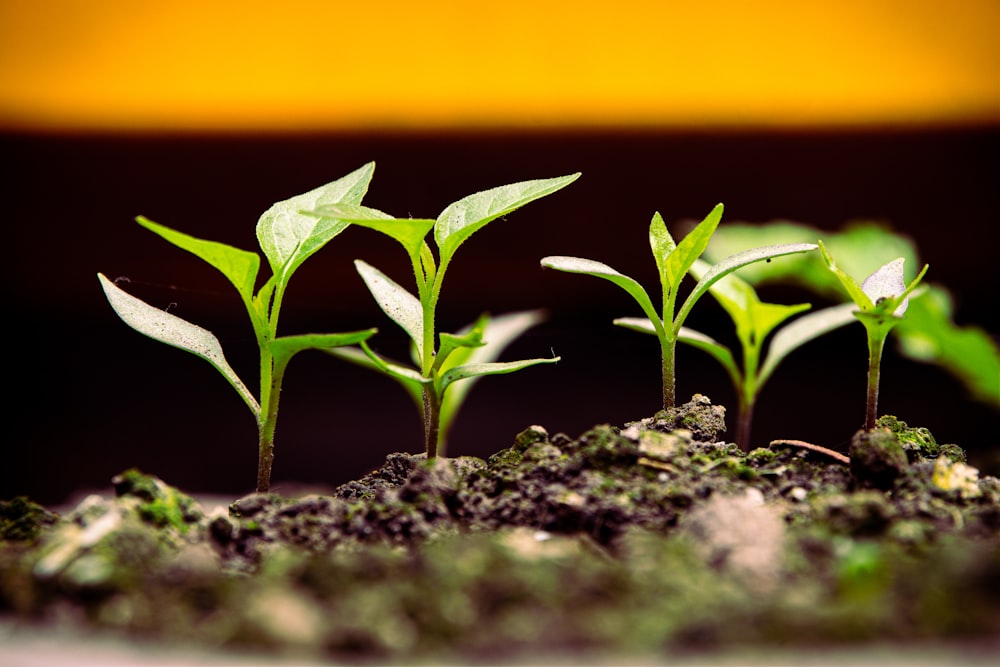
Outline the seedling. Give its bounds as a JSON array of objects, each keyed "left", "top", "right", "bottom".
[
  {"left": 618, "top": 258, "right": 858, "bottom": 449},
  {"left": 819, "top": 241, "right": 928, "bottom": 431},
  {"left": 541, "top": 204, "right": 817, "bottom": 410},
  {"left": 328, "top": 309, "right": 551, "bottom": 455},
  {"left": 99, "top": 163, "right": 380, "bottom": 492},
  {"left": 305, "top": 173, "right": 580, "bottom": 457}
]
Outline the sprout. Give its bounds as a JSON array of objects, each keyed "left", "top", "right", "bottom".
[{"left": 819, "top": 241, "right": 928, "bottom": 431}]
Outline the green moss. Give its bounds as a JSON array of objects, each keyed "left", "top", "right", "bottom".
[
  {"left": 112, "top": 469, "right": 202, "bottom": 533},
  {"left": 0, "top": 497, "right": 59, "bottom": 542},
  {"left": 876, "top": 415, "right": 940, "bottom": 459}
]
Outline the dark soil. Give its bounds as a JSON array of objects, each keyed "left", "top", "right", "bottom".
[{"left": 2, "top": 395, "right": 999, "bottom": 663}]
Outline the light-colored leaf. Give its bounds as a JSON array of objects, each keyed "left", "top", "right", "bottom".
[
  {"left": 136, "top": 216, "right": 260, "bottom": 303},
  {"left": 649, "top": 212, "right": 675, "bottom": 286},
  {"left": 439, "top": 357, "right": 560, "bottom": 395},
  {"left": 861, "top": 258, "right": 909, "bottom": 315},
  {"left": 307, "top": 203, "right": 435, "bottom": 261},
  {"left": 354, "top": 260, "right": 425, "bottom": 359},
  {"left": 98, "top": 273, "right": 259, "bottom": 415},
  {"left": 541, "top": 256, "right": 662, "bottom": 332},
  {"left": 256, "top": 162, "right": 375, "bottom": 278},
  {"left": 435, "top": 173, "right": 580, "bottom": 264}
]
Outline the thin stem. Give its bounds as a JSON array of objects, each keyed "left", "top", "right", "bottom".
[
  {"left": 423, "top": 384, "right": 442, "bottom": 458},
  {"left": 661, "top": 336, "right": 676, "bottom": 410},
  {"left": 865, "top": 333, "right": 886, "bottom": 431},
  {"left": 735, "top": 397, "right": 754, "bottom": 452},
  {"left": 255, "top": 350, "right": 285, "bottom": 492}
]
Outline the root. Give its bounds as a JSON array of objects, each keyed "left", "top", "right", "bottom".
[{"left": 770, "top": 439, "right": 850, "bottom": 465}]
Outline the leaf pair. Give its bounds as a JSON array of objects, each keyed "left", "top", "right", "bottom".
[
  {"left": 99, "top": 163, "right": 381, "bottom": 491},
  {"left": 306, "top": 173, "right": 580, "bottom": 456}
]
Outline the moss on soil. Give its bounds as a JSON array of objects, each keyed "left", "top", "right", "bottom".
[{"left": 2, "top": 395, "right": 999, "bottom": 662}]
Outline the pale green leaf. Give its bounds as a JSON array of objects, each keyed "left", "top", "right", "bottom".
[
  {"left": 98, "top": 273, "right": 259, "bottom": 416},
  {"left": 435, "top": 173, "right": 580, "bottom": 264},
  {"left": 649, "top": 211, "right": 675, "bottom": 286},
  {"left": 354, "top": 260, "right": 424, "bottom": 359},
  {"left": 256, "top": 162, "right": 374, "bottom": 277},
  {"left": 439, "top": 357, "right": 560, "bottom": 396},
  {"left": 307, "top": 203, "right": 435, "bottom": 261},
  {"left": 541, "top": 256, "right": 662, "bottom": 332},
  {"left": 136, "top": 216, "right": 260, "bottom": 303}
]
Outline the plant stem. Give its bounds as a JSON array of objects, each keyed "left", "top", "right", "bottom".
[
  {"left": 661, "top": 336, "right": 676, "bottom": 410},
  {"left": 735, "top": 397, "right": 754, "bottom": 451},
  {"left": 423, "top": 384, "right": 442, "bottom": 458},
  {"left": 865, "top": 333, "right": 886, "bottom": 432},
  {"left": 255, "top": 336, "right": 288, "bottom": 492}
]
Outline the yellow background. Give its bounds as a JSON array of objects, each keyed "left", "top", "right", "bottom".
[{"left": 1, "top": 0, "right": 997, "bottom": 130}]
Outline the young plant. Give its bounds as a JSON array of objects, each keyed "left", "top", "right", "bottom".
[
  {"left": 619, "top": 258, "right": 858, "bottom": 449},
  {"left": 327, "top": 309, "right": 550, "bottom": 455},
  {"left": 305, "top": 173, "right": 580, "bottom": 457},
  {"left": 819, "top": 241, "right": 929, "bottom": 431},
  {"left": 98, "top": 163, "right": 380, "bottom": 492},
  {"left": 541, "top": 204, "right": 817, "bottom": 410}
]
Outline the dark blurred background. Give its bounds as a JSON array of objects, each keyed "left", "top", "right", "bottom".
[
  {"left": 4, "top": 126, "right": 998, "bottom": 504},
  {"left": 2, "top": 2, "right": 998, "bottom": 503}
]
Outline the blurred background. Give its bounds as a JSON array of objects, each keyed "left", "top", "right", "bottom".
[{"left": 2, "top": 1, "right": 998, "bottom": 504}]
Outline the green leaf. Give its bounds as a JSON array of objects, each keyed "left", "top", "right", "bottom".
[
  {"left": 98, "top": 273, "right": 259, "bottom": 416},
  {"left": 438, "top": 310, "right": 549, "bottom": 437},
  {"left": 435, "top": 173, "right": 580, "bottom": 265},
  {"left": 354, "top": 260, "right": 425, "bottom": 360},
  {"left": 689, "top": 259, "right": 810, "bottom": 353},
  {"left": 256, "top": 162, "right": 375, "bottom": 278},
  {"left": 757, "top": 303, "right": 858, "bottom": 389},
  {"left": 435, "top": 315, "right": 488, "bottom": 373},
  {"left": 439, "top": 357, "right": 560, "bottom": 396},
  {"left": 675, "top": 242, "right": 818, "bottom": 332},
  {"left": 307, "top": 203, "right": 436, "bottom": 262},
  {"left": 270, "top": 329, "right": 378, "bottom": 368},
  {"left": 818, "top": 240, "right": 874, "bottom": 310},
  {"left": 541, "top": 256, "right": 662, "bottom": 333},
  {"left": 649, "top": 211, "right": 675, "bottom": 287},
  {"left": 136, "top": 216, "right": 260, "bottom": 303},
  {"left": 662, "top": 203, "right": 724, "bottom": 291}
]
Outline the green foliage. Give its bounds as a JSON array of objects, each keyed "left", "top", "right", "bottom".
[
  {"left": 705, "top": 221, "right": 999, "bottom": 408},
  {"left": 621, "top": 259, "right": 857, "bottom": 449},
  {"left": 819, "top": 241, "right": 928, "bottom": 430},
  {"left": 99, "top": 163, "right": 380, "bottom": 492},
  {"left": 542, "top": 204, "right": 817, "bottom": 410},
  {"left": 306, "top": 174, "right": 580, "bottom": 457}
]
